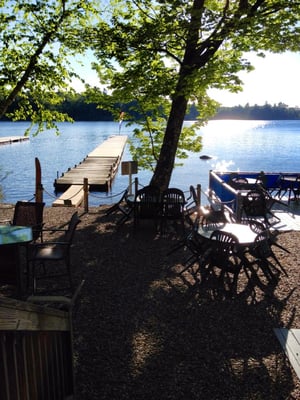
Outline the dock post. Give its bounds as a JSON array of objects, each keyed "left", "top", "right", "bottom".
[
  {"left": 84, "top": 178, "right": 89, "bottom": 212},
  {"left": 35, "top": 157, "right": 43, "bottom": 203}
]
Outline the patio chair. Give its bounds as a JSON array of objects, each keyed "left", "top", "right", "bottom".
[
  {"left": 167, "top": 225, "right": 212, "bottom": 275},
  {"left": 246, "top": 230, "right": 288, "bottom": 281},
  {"left": 27, "top": 211, "right": 81, "bottom": 294},
  {"left": 105, "top": 189, "right": 134, "bottom": 225},
  {"left": 207, "top": 230, "right": 242, "bottom": 292},
  {"left": 5, "top": 201, "right": 45, "bottom": 242},
  {"left": 229, "top": 175, "right": 249, "bottom": 190},
  {"left": 184, "top": 185, "right": 201, "bottom": 226},
  {"left": 255, "top": 171, "right": 268, "bottom": 191},
  {"left": 291, "top": 175, "right": 300, "bottom": 203},
  {"left": 241, "top": 189, "right": 279, "bottom": 226},
  {"left": 161, "top": 188, "right": 185, "bottom": 234},
  {"left": 133, "top": 185, "right": 161, "bottom": 230},
  {"left": 201, "top": 192, "right": 236, "bottom": 226},
  {"left": 208, "top": 230, "right": 240, "bottom": 269}
]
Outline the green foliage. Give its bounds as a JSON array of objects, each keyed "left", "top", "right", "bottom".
[
  {"left": 0, "top": 0, "right": 101, "bottom": 133},
  {"left": 2, "top": 0, "right": 300, "bottom": 186},
  {"left": 88, "top": 0, "right": 300, "bottom": 185}
]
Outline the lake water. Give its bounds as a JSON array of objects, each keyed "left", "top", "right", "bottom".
[{"left": 0, "top": 120, "right": 299, "bottom": 206}]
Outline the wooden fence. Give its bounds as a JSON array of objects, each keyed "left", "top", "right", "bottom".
[{"left": 0, "top": 297, "right": 74, "bottom": 400}]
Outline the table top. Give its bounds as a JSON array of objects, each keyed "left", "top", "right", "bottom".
[
  {"left": 281, "top": 175, "right": 299, "bottom": 183},
  {"left": 0, "top": 225, "right": 33, "bottom": 245},
  {"left": 198, "top": 223, "right": 257, "bottom": 246}
]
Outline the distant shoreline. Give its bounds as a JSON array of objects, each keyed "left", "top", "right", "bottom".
[{"left": 2, "top": 102, "right": 300, "bottom": 122}]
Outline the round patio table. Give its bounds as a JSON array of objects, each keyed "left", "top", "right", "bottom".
[
  {"left": 198, "top": 222, "right": 257, "bottom": 247},
  {"left": 0, "top": 225, "right": 32, "bottom": 297},
  {"left": 0, "top": 225, "right": 32, "bottom": 244}
]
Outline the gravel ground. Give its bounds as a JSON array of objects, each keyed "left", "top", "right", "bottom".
[{"left": 1, "top": 204, "right": 300, "bottom": 400}]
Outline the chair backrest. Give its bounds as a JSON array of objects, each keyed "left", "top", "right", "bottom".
[
  {"left": 230, "top": 175, "right": 249, "bottom": 189},
  {"left": 184, "top": 186, "right": 201, "bottom": 226},
  {"left": 64, "top": 212, "right": 81, "bottom": 244},
  {"left": 161, "top": 188, "right": 185, "bottom": 218},
  {"left": 210, "top": 230, "right": 238, "bottom": 245},
  {"left": 13, "top": 201, "right": 45, "bottom": 241},
  {"left": 256, "top": 171, "right": 268, "bottom": 189},
  {"left": 105, "top": 188, "right": 130, "bottom": 216},
  {"left": 209, "top": 230, "right": 239, "bottom": 267},
  {"left": 252, "top": 230, "right": 272, "bottom": 258},
  {"left": 202, "top": 192, "right": 236, "bottom": 225},
  {"left": 189, "top": 186, "right": 200, "bottom": 206},
  {"left": 248, "top": 219, "right": 266, "bottom": 234},
  {"left": 210, "top": 230, "right": 239, "bottom": 254},
  {"left": 134, "top": 185, "right": 161, "bottom": 219},
  {"left": 242, "top": 190, "right": 267, "bottom": 217}
]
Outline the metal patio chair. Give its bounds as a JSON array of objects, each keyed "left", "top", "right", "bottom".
[
  {"left": 27, "top": 212, "right": 81, "bottom": 294},
  {"left": 105, "top": 189, "right": 134, "bottom": 225}
]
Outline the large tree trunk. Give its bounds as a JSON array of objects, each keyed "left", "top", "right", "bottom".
[
  {"left": 150, "top": 94, "right": 188, "bottom": 190},
  {"left": 150, "top": 0, "right": 204, "bottom": 191}
]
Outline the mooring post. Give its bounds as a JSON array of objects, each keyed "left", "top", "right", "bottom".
[
  {"left": 84, "top": 178, "right": 89, "bottom": 212},
  {"left": 35, "top": 157, "right": 43, "bottom": 203}
]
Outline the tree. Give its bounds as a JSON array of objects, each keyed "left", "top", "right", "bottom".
[
  {"left": 0, "top": 0, "right": 100, "bottom": 135},
  {"left": 89, "top": 0, "right": 300, "bottom": 190}
]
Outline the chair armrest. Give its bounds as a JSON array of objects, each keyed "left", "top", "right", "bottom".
[{"left": 41, "top": 228, "right": 67, "bottom": 233}]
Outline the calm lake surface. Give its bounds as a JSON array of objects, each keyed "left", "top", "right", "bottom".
[{"left": 0, "top": 120, "right": 299, "bottom": 206}]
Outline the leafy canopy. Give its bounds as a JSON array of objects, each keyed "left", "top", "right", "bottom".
[
  {"left": 0, "top": 0, "right": 100, "bottom": 135},
  {"left": 88, "top": 0, "right": 300, "bottom": 175}
]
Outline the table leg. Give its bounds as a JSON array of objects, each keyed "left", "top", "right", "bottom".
[{"left": 0, "top": 244, "right": 22, "bottom": 297}]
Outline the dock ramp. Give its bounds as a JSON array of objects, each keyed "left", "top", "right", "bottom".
[
  {"left": 52, "top": 185, "right": 86, "bottom": 207},
  {"left": 53, "top": 135, "right": 127, "bottom": 195}
]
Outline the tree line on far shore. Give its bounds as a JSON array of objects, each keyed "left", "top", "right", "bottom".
[{"left": 2, "top": 94, "right": 300, "bottom": 122}]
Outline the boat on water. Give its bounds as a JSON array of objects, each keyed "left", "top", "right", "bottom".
[{"left": 199, "top": 154, "right": 213, "bottom": 160}]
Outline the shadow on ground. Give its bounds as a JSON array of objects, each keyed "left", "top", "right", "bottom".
[{"left": 66, "top": 207, "right": 299, "bottom": 400}]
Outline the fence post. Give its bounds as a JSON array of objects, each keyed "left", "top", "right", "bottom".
[
  {"left": 134, "top": 177, "right": 138, "bottom": 196},
  {"left": 196, "top": 183, "right": 201, "bottom": 206},
  {"left": 83, "top": 178, "right": 89, "bottom": 212}
]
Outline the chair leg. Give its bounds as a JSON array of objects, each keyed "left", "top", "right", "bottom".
[{"left": 66, "top": 257, "right": 73, "bottom": 291}]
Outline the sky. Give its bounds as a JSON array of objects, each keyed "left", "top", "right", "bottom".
[
  {"left": 72, "top": 51, "right": 300, "bottom": 108},
  {"left": 209, "top": 52, "right": 300, "bottom": 107}
]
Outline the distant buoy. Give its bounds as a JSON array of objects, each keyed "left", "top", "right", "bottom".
[{"left": 199, "top": 155, "right": 212, "bottom": 160}]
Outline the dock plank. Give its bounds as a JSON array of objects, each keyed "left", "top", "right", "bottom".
[
  {"left": 52, "top": 185, "right": 86, "bottom": 207},
  {"left": 0, "top": 136, "right": 29, "bottom": 145},
  {"left": 274, "top": 328, "right": 300, "bottom": 379},
  {"left": 54, "top": 135, "right": 127, "bottom": 194}
]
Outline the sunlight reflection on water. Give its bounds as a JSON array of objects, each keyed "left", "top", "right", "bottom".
[{"left": 1, "top": 119, "right": 300, "bottom": 206}]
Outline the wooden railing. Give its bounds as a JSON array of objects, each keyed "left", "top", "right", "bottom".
[{"left": 0, "top": 297, "right": 74, "bottom": 400}]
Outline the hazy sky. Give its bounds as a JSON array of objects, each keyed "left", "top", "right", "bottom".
[
  {"left": 209, "top": 51, "right": 300, "bottom": 107},
  {"left": 72, "top": 51, "right": 300, "bottom": 107}
]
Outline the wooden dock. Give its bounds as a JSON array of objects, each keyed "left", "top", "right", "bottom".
[
  {"left": 274, "top": 328, "right": 300, "bottom": 380},
  {"left": 52, "top": 185, "right": 88, "bottom": 207},
  {"left": 0, "top": 136, "right": 29, "bottom": 145},
  {"left": 53, "top": 135, "right": 127, "bottom": 205}
]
